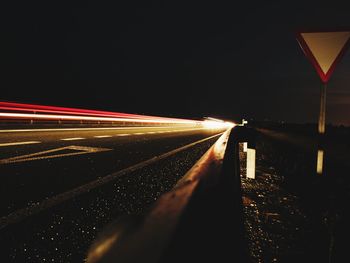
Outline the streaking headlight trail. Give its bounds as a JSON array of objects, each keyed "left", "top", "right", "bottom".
[{"left": 0, "top": 101, "right": 235, "bottom": 129}]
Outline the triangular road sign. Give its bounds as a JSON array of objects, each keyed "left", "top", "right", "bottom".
[{"left": 296, "top": 30, "right": 350, "bottom": 83}]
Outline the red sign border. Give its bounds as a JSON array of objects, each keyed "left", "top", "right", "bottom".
[{"left": 296, "top": 29, "right": 350, "bottom": 83}]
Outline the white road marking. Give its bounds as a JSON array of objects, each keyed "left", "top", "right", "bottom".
[
  {"left": 61, "top": 137, "right": 85, "bottom": 141},
  {"left": 134, "top": 133, "right": 145, "bottom": 135},
  {"left": 0, "top": 141, "right": 41, "bottom": 147},
  {"left": 0, "top": 146, "right": 112, "bottom": 164},
  {"left": 94, "top": 135, "right": 112, "bottom": 138},
  {"left": 116, "top": 134, "right": 130, "bottom": 136}
]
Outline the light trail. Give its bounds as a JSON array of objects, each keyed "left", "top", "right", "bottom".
[
  {"left": 202, "top": 118, "right": 236, "bottom": 129},
  {"left": 0, "top": 112, "right": 196, "bottom": 124},
  {"left": 0, "top": 102, "right": 197, "bottom": 123},
  {"left": 0, "top": 102, "right": 168, "bottom": 120},
  {"left": 0, "top": 126, "right": 194, "bottom": 133},
  {"left": 0, "top": 101, "right": 236, "bottom": 130}
]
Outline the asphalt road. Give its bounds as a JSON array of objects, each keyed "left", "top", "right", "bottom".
[
  {"left": 0, "top": 125, "right": 225, "bottom": 262},
  {"left": 0, "top": 125, "right": 224, "bottom": 218}
]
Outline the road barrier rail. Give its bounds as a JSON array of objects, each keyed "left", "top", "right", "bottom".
[{"left": 86, "top": 126, "right": 255, "bottom": 263}]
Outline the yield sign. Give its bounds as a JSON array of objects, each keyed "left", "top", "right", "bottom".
[{"left": 296, "top": 31, "right": 350, "bottom": 83}]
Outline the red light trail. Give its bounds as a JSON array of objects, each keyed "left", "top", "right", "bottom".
[{"left": 0, "top": 101, "right": 235, "bottom": 128}]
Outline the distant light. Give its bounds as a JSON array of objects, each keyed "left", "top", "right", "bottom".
[
  {"left": 237, "top": 118, "right": 248, "bottom": 126},
  {"left": 224, "top": 121, "right": 236, "bottom": 128},
  {"left": 202, "top": 119, "right": 235, "bottom": 129},
  {"left": 202, "top": 120, "right": 222, "bottom": 129}
]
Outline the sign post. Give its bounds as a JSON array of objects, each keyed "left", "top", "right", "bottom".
[
  {"left": 296, "top": 30, "right": 350, "bottom": 175},
  {"left": 318, "top": 83, "right": 326, "bottom": 135}
]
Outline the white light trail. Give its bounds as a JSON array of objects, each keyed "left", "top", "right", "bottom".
[{"left": 0, "top": 112, "right": 197, "bottom": 124}]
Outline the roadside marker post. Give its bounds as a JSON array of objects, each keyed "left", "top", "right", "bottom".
[
  {"left": 241, "top": 127, "right": 256, "bottom": 180},
  {"left": 246, "top": 143, "right": 256, "bottom": 179}
]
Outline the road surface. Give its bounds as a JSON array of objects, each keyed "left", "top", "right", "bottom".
[{"left": 0, "top": 125, "right": 226, "bottom": 262}]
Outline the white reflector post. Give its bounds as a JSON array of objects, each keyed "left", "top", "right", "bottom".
[
  {"left": 246, "top": 148, "right": 256, "bottom": 179},
  {"left": 317, "top": 149, "right": 324, "bottom": 175},
  {"left": 243, "top": 142, "right": 248, "bottom": 152}
]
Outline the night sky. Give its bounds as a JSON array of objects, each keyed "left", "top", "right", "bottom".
[{"left": 1, "top": 1, "right": 350, "bottom": 125}]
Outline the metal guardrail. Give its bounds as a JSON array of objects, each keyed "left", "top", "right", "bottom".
[{"left": 86, "top": 126, "right": 255, "bottom": 263}]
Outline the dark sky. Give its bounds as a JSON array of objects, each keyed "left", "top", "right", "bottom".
[{"left": 1, "top": 1, "right": 350, "bottom": 124}]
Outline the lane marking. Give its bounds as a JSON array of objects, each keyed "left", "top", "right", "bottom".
[
  {"left": 0, "top": 132, "right": 223, "bottom": 230},
  {"left": 94, "top": 135, "right": 112, "bottom": 138},
  {"left": 133, "top": 133, "right": 145, "bottom": 135},
  {"left": 0, "top": 146, "right": 112, "bottom": 165},
  {"left": 61, "top": 137, "right": 85, "bottom": 141},
  {"left": 116, "top": 134, "right": 130, "bottom": 136},
  {"left": 0, "top": 141, "right": 41, "bottom": 147}
]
